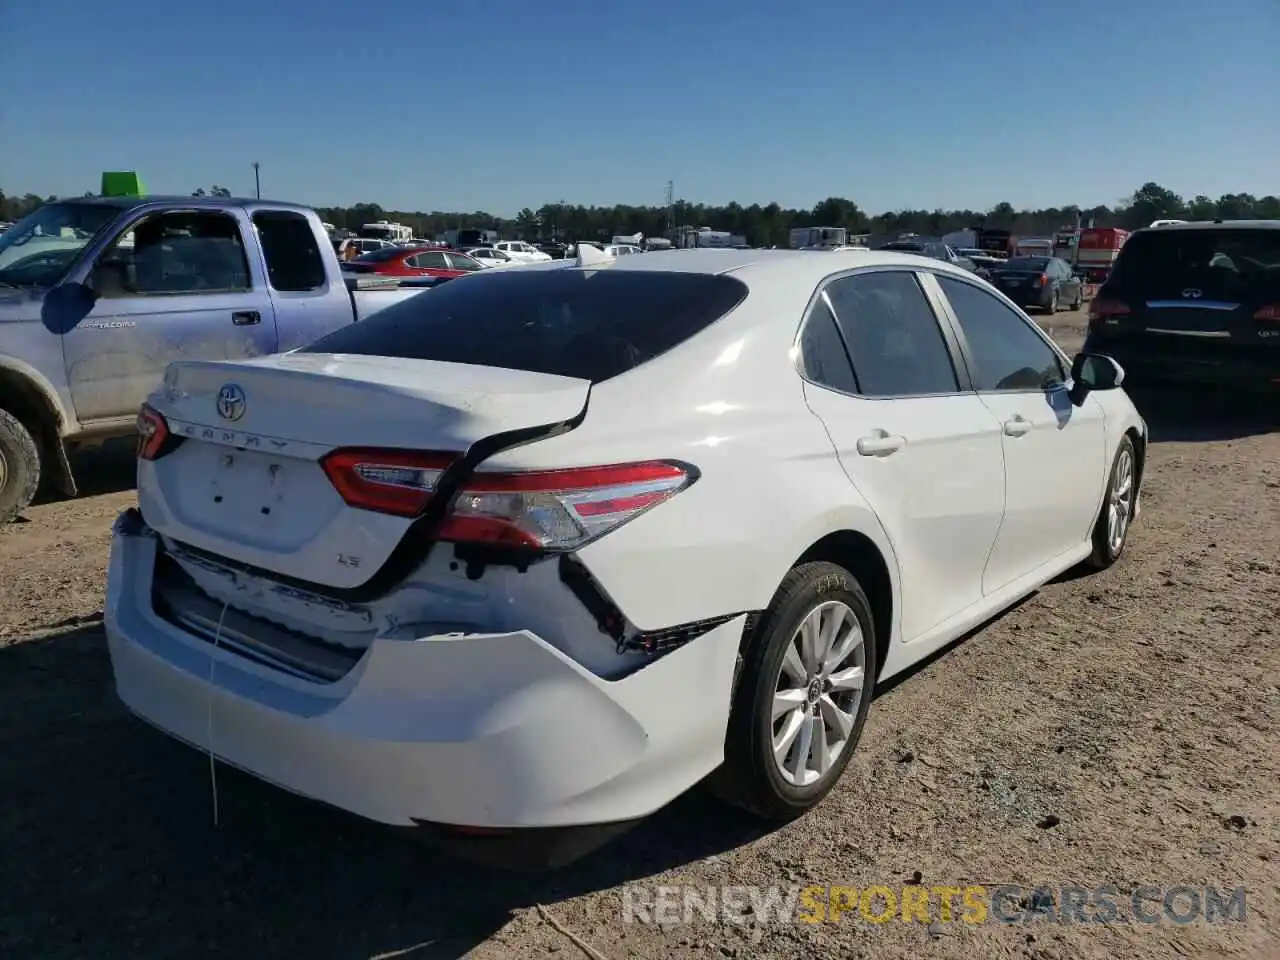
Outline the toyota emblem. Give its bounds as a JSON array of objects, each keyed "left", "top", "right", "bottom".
[
  {"left": 1181, "top": 288, "right": 1202, "bottom": 299},
  {"left": 216, "top": 383, "right": 247, "bottom": 422}
]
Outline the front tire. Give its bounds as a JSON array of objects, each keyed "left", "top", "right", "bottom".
[
  {"left": 1085, "top": 436, "right": 1136, "bottom": 570},
  {"left": 710, "top": 562, "right": 877, "bottom": 820},
  {"left": 0, "top": 408, "right": 41, "bottom": 524}
]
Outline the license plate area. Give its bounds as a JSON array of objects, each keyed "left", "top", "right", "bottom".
[
  {"left": 160, "top": 441, "right": 340, "bottom": 550},
  {"left": 208, "top": 448, "right": 291, "bottom": 519}
]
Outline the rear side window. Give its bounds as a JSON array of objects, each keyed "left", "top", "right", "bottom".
[
  {"left": 301, "top": 269, "right": 749, "bottom": 383},
  {"left": 253, "top": 211, "right": 327, "bottom": 292},
  {"left": 799, "top": 296, "right": 858, "bottom": 393},
  {"left": 1109, "top": 228, "right": 1280, "bottom": 301},
  {"left": 824, "top": 271, "right": 960, "bottom": 397},
  {"left": 411, "top": 252, "right": 450, "bottom": 269},
  {"left": 445, "top": 252, "right": 482, "bottom": 271}
]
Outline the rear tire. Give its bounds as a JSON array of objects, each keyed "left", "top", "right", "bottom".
[
  {"left": 1085, "top": 436, "right": 1136, "bottom": 570},
  {"left": 0, "top": 408, "right": 41, "bottom": 524},
  {"left": 1046, "top": 290, "right": 1059, "bottom": 314},
  {"left": 709, "top": 561, "right": 877, "bottom": 821}
]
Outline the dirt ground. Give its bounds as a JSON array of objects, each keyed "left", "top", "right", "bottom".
[{"left": 2, "top": 309, "right": 1277, "bottom": 960}]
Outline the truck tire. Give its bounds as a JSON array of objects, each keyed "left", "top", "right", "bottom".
[{"left": 0, "top": 408, "right": 41, "bottom": 523}]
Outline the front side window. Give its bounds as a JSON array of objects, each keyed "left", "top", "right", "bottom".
[
  {"left": 824, "top": 271, "right": 960, "bottom": 397},
  {"left": 937, "top": 276, "right": 1066, "bottom": 391},
  {"left": 95, "top": 210, "right": 250, "bottom": 298}
]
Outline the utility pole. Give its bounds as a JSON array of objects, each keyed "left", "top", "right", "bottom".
[
  {"left": 665, "top": 180, "right": 674, "bottom": 235},
  {"left": 252, "top": 162, "right": 261, "bottom": 199}
]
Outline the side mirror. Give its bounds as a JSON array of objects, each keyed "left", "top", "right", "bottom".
[
  {"left": 1069, "top": 353, "right": 1124, "bottom": 406},
  {"left": 40, "top": 281, "right": 99, "bottom": 334}
]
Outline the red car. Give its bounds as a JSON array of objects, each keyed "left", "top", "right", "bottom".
[{"left": 349, "top": 245, "right": 485, "bottom": 282}]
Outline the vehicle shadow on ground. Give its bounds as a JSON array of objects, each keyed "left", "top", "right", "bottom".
[
  {"left": 0, "top": 625, "right": 775, "bottom": 960},
  {"left": 1129, "top": 386, "right": 1279, "bottom": 443}
]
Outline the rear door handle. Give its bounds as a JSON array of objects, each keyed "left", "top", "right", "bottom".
[
  {"left": 1003, "top": 416, "right": 1033, "bottom": 437},
  {"left": 856, "top": 432, "right": 906, "bottom": 456},
  {"left": 231, "top": 310, "right": 261, "bottom": 326}
]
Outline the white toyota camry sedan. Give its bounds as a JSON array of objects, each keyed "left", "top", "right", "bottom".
[{"left": 105, "top": 247, "right": 1146, "bottom": 867}]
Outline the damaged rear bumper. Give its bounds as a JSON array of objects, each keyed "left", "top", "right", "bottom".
[{"left": 104, "top": 511, "right": 744, "bottom": 841}]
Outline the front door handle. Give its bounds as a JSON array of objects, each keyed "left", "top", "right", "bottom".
[
  {"left": 1003, "top": 416, "right": 1033, "bottom": 437},
  {"left": 231, "top": 310, "right": 261, "bottom": 326},
  {"left": 856, "top": 432, "right": 906, "bottom": 457}
]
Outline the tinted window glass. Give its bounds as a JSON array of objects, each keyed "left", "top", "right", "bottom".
[
  {"left": 412, "top": 252, "right": 450, "bottom": 269},
  {"left": 799, "top": 297, "right": 858, "bottom": 393},
  {"left": 938, "top": 276, "right": 1066, "bottom": 391},
  {"left": 97, "top": 211, "right": 250, "bottom": 297},
  {"left": 825, "top": 271, "right": 959, "bottom": 397},
  {"left": 1108, "top": 228, "right": 1280, "bottom": 301},
  {"left": 446, "top": 253, "right": 482, "bottom": 271},
  {"left": 253, "top": 211, "right": 327, "bottom": 291},
  {"left": 301, "top": 270, "right": 749, "bottom": 383}
]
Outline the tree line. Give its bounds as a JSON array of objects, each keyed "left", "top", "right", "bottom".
[{"left": 2, "top": 181, "right": 1276, "bottom": 248}]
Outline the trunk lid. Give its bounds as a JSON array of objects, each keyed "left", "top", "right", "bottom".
[{"left": 141, "top": 353, "right": 591, "bottom": 589}]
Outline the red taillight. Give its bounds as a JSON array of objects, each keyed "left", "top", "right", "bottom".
[
  {"left": 1089, "top": 297, "right": 1131, "bottom": 322},
  {"left": 440, "top": 460, "right": 693, "bottom": 550},
  {"left": 137, "top": 404, "right": 172, "bottom": 460},
  {"left": 320, "top": 449, "right": 695, "bottom": 549},
  {"left": 1038, "top": 274, "right": 1049, "bottom": 286},
  {"left": 1254, "top": 304, "right": 1280, "bottom": 323},
  {"left": 320, "top": 448, "right": 458, "bottom": 518}
]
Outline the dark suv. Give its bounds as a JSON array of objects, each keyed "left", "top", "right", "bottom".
[{"left": 1084, "top": 221, "right": 1280, "bottom": 392}]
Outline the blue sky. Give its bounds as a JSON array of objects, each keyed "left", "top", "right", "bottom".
[{"left": 4, "top": 0, "right": 1277, "bottom": 216}]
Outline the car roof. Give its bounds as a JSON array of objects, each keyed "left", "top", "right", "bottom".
[
  {"left": 1131, "top": 219, "right": 1280, "bottom": 236},
  {"left": 519, "top": 247, "right": 977, "bottom": 285},
  {"left": 51, "top": 195, "right": 316, "bottom": 215}
]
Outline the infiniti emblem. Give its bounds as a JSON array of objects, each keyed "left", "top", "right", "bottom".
[
  {"left": 216, "top": 383, "right": 247, "bottom": 422},
  {"left": 1181, "top": 288, "right": 1202, "bottom": 299}
]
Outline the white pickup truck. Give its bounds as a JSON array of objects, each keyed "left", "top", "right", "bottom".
[{"left": 0, "top": 195, "right": 427, "bottom": 521}]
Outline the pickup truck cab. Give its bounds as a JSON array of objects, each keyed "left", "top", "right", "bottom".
[{"left": 0, "top": 195, "right": 423, "bottom": 522}]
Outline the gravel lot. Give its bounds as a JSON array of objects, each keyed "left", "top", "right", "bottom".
[{"left": 2, "top": 310, "right": 1277, "bottom": 960}]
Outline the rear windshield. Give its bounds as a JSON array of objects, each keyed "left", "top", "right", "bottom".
[
  {"left": 303, "top": 268, "right": 749, "bottom": 382},
  {"left": 1003, "top": 257, "right": 1049, "bottom": 271},
  {"left": 1109, "top": 228, "right": 1280, "bottom": 301}
]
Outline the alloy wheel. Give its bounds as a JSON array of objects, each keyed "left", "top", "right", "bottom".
[
  {"left": 1108, "top": 447, "right": 1134, "bottom": 554},
  {"left": 771, "top": 600, "right": 867, "bottom": 787}
]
